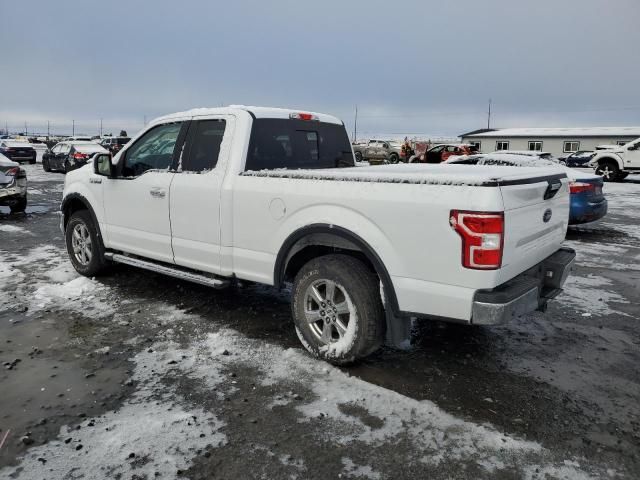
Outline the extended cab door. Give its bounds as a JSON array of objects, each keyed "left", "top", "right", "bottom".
[
  {"left": 169, "top": 115, "right": 233, "bottom": 273},
  {"left": 101, "top": 121, "right": 186, "bottom": 263}
]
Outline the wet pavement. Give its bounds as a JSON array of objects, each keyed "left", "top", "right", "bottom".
[{"left": 0, "top": 164, "right": 638, "bottom": 479}]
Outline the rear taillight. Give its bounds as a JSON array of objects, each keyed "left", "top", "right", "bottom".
[
  {"left": 5, "top": 167, "right": 19, "bottom": 176},
  {"left": 450, "top": 210, "right": 504, "bottom": 270},
  {"left": 569, "top": 181, "right": 596, "bottom": 194},
  {"left": 72, "top": 152, "right": 89, "bottom": 160}
]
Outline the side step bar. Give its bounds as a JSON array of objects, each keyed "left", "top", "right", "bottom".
[{"left": 104, "top": 252, "right": 230, "bottom": 289}]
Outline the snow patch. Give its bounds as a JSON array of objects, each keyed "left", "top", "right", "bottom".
[
  {"left": 559, "top": 274, "right": 629, "bottom": 316},
  {"left": 0, "top": 224, "right": 26, "bottom": 233},
  {"left": 342, "top": 457, "right": 382, "bottom": 479},
  {"left": 1, "top": 340, "right": 227, "bottom": 479}
]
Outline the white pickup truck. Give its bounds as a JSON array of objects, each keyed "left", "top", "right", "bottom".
[
  {"left": 60, "top": 106, "right": 575, "bottom": 363},
  {"left": 589, "top": 137, "right": 640, "bottom": 181}
]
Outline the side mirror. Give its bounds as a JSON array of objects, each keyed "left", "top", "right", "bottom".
[{"left": 94, "top": 153, "right": 114, "bottom": 177}]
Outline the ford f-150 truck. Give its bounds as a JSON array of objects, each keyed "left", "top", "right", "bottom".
[{"left": 60, "top": 106, "right": 575, "bottom": 364}]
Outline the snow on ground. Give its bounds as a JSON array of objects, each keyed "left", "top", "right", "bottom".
[
  {"left": 564, "top": 240, "right": 640, "bottom": 271},
  {"left": 0, "top": 224, "right": 27, "bottom": 233},
  {"left": 1, "top": 340, "right": 227, "bottom": 480},
  {"left": 559, "top": 274, "right": 630, "bottom": 316},
  {"left": 0, "top": 244, "right": 114, "bottom": 318},
  {"left": 128, "top": 328, "right": 601, "bottom": 478}
]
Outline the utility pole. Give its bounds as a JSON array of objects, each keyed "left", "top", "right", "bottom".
[
  {"left": 353, "top": 105, "right": 358, "bottom": 142},
  {"left": 5, "top": 121, "right": 8, "bottom": 136},
  {"left": 72, "top": 120, "right": 75, "bottom": 136},
  {"left": 487, "top": 99, "right": 492, "bottom": 129},
  {"left": 100, "top": 118, "right": 103, "bottom": 137},
  {"left": 24, "top": 121, "right": 28, "bottom": 136},
  {"left": 47, "top": 121, "right": 50, "bottom": 139}
]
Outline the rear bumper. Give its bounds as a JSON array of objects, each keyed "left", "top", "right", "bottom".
[
  {"left": 569, "top": 197, "right": 607, "bottom": 225},
  {"left": 471, "top": 247, "right": 575, "bottom": 325}
]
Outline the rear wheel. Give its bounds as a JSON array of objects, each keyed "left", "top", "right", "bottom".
[
  {"left": 292, "top": 254, "right": 385, "bottom": 365},
  {"left": 42, "top": 158, "right": 51, "bottom": 172},
  {"left": 389, "top": 153, "right": 399, "bottom": 164},
  {"left": 65, "top": 210, "right": 108, "bottom": 276},
  {"left": 64, "top": 159, "right": 71, "bottom": 174},
  {"left": 29, "top": 158, "right": 36, "bottom": 164},
  {"left": 354, "top": 151, "right": 363, "bottom": 162},
  {"left": 9, "top": 195, "right": 27, "bottom": 214},
  {"left": 595, "top": 161, "right": 620, "bottom": 182}
]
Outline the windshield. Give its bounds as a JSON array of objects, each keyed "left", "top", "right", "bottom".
[{"left": 245, "top": 119, "right": 354, "bottom": 171}]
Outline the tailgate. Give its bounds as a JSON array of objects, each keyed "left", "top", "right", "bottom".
[{"left": 498, "top": 172, "right": 570, "bottom": 284}]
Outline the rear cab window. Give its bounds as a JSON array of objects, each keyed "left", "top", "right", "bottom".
[
  {"left": 244, "top": 119, "right": 354, "bottom": 171},
  {"left": 182, "top": 120, "right": 226, "bottom": 173}
]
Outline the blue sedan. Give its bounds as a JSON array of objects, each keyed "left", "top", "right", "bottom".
[{"left": 445, "top": 152, "right": 608, "bottom": 225}]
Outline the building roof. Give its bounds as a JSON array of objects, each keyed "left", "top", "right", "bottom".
[{"left": 460, "top": 126, "right": 640, "bottom": 138}]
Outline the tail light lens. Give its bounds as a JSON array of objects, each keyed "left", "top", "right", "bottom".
[
  {"left": 569, "top": 181, "right": 596, "bottom": 194},
  {"left": 72, "top": 152, "right": 89, "bottom": 160},
  {"left": 450, "top": 210, "right": 504, "bottom": 269},
  {"left": 4, "top": 167, "right": 19, "bottom": 176}
]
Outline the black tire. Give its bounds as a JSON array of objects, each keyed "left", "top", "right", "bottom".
[
  {"left": 9, "top": 195, "right": 27, "bottom": 214},
  {"left": 29, "top": 158, "right": 36, "bottom": 164},
  {"left": 595, "top": 160, "right": 621, "bottom": 182},
  {"left": 389, "top": 153, "right": 399, "bottom": 164},
  {"left": 64, "top": 159, "right": 71, "bottom": 174},
  {"left": 354, "top": 151, "right": 363, "bottom": 162},
  {"left": 292, "top": 254, "right": 385, "bottom": 365},
  {"left": 42, "top": 158, "right": 51, "bottom": 172},
  {"left": 65, "top": 210, "right": 108, "bottom": 276}
]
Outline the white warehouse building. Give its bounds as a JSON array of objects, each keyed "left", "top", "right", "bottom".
[{"left": 460, "top": 126, "right": 640, "bottom": 157}]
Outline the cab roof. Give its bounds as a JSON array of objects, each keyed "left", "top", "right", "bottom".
[{"left": 152, "top": 105, "right": 343, "bottom": 126}]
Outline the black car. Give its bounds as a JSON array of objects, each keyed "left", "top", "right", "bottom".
[
  {"left": 43, "top": 141, "right": 109, "bottom": 173},
  {"left": 0, "top": 140, "right": 36, "bottom": 164},
  {"left": 100, "top": 136, "right": 131, "bottom": 155},
  {"left": 559, "top": 150, "right": 595, "bottom": 167}
]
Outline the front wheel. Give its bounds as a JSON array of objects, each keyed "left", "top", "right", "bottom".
[
  {"left": 9, "top": 195, "right": 27, "bottom": 214},
  {"left": 42, "top": 158, "right": 51, "bottom": 172},
  {"left": 354, "top": 151, "right": 363, "bottom": 162},
  {"left": 64, "top": 160, "right": 71, "bottom": 174},
  {"left": 65, "top": 210, "right": 108, "bottom": 276},
  {"left": 292, "top": 254, "right": 385, "bottom": 365},
  {"left": 389, "top": 154, "right": 399, "bottom": 164},
  {"left": 595, "top": 161, "right": 620, "bottom": 182}
]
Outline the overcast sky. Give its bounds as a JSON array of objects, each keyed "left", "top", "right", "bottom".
[{"left": 1, "top": 0, "right": 639, "bottom": 138}]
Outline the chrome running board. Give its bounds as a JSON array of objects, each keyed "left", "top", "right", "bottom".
[{"left": 104, "top": 252, "right": 230, "bottom": 289}]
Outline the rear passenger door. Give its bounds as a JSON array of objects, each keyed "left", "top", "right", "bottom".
[{"left": 170, "top": 115, "right": 233, "bottom": 274}]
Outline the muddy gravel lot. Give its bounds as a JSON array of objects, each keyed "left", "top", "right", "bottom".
[{"left": 0, "top": 164, "right": 639, "bottom": 479}]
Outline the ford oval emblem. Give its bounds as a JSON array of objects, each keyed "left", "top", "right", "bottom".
[{"left": 543, "top": 209, "right": 552, "bottom": 223}]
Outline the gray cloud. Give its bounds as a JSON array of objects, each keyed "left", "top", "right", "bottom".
[{"left": 1, "top": 0, "right": 639, "bottom": 137}]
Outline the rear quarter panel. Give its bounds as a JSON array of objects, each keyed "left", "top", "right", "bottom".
[{"left": 230, "top": 175, "right": 507, "bottom": 318}]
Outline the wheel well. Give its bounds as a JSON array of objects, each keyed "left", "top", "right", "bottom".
[
  {"left": 283, "top": 242, "right": 375, "bottom": 284},
  {"left": 63, "top": 198, "right": 88, "bottom": 228},
  {"left": 597, "top": 157, "right": 619, "bottom": 167},
  {"left": 275, "top": 225, "right": 401, "bottom": 314}
]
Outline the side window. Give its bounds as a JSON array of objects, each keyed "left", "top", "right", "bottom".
[
  {"left": 182, "top": 120, "right": 226, "bottom": 173},
  {"left": 61, "top": 144, "right": 71, "bottom": 154},
  {"left": 51, "top": 145, "right": 61, "bottom": 153},
  {"left": 122, "top": 122, "right": 182, "bottom": 177}
]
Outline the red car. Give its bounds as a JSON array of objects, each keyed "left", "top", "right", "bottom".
[{"left": 411, "top": 144, "right": 479, "bottom": 163}]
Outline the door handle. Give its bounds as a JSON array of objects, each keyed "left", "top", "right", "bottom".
[{"left": 149, "top": 187, "right": 166, "bottom": 199}]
